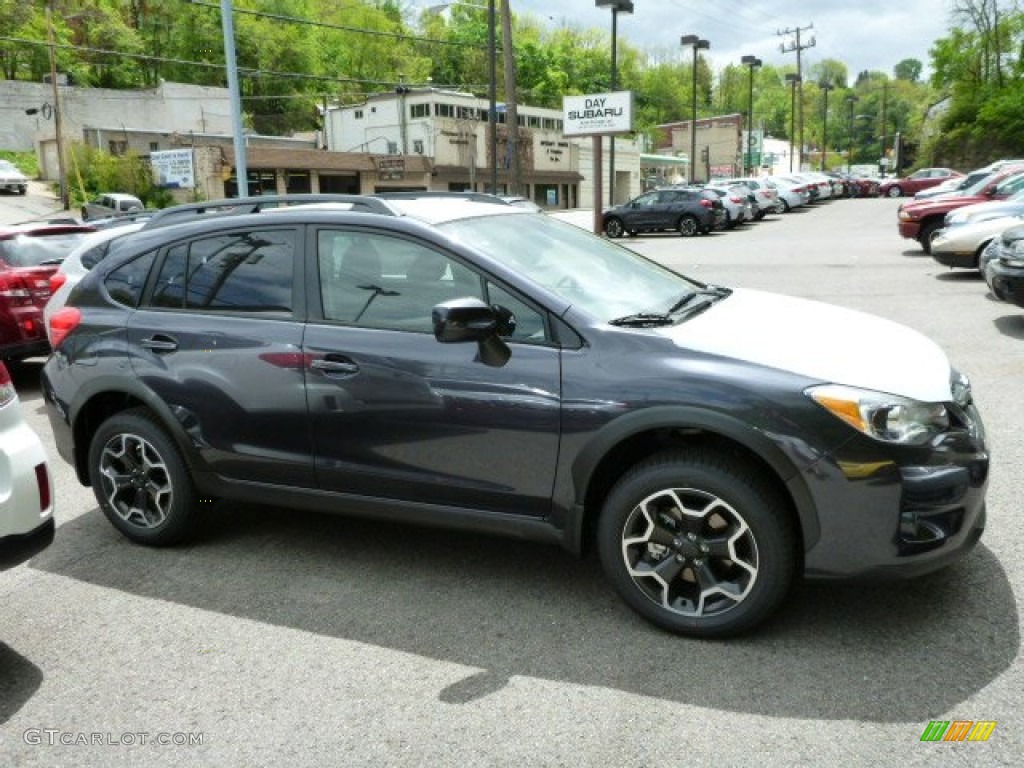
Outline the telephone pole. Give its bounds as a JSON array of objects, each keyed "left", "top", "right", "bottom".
[{"left": 778, "top": 23, "right": 815, "bottom": 172}]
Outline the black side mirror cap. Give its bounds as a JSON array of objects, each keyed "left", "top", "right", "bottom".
[{"left": 432, "top": 298, "right": 511, "bottom": 367}]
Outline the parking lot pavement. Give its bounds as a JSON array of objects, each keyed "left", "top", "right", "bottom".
[{"left": 1, "top": 193, "right": 1021, "bottom": 766}]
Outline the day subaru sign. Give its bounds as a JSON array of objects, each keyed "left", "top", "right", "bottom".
[{"left": 562, "top": 91, "right": 634, "bottom": 137}]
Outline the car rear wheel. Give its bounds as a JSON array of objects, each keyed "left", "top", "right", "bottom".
[
  {"left": 88, "top": 408, "right": 200, "bottom": 546},
  {"left": 887, "top": 185, "right": 903, "bottom": 198},
  {"left": 604, "top": 217, "right": 625, "bottom": 238},
  {"left": 677, "top": 215, "right": 699, "bottom": 237},
  {"left": 597, "top": 449, "right": 796, "bottom": 638}
]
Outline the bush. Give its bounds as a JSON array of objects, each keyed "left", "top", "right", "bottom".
[
  {"left": 67, "top": 143, "right": 175, "bottom": 209},
  {"left": 0, "top": 151, "right": 39, "bottom": 178}
]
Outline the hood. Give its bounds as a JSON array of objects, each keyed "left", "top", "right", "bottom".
[{"left": 657, "top": 288, "right": 953, "bottom": 403}]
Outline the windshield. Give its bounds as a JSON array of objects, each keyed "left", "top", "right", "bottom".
[
  {"left": 438, "top": 213, "right": 703, "bottom": 321},
  {"left": 0, "top": 233, "right": 90, "bottom": 267}
]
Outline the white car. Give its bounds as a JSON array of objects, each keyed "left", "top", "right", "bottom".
[
  {"left": 764, "top": 175, "right": 811, "bottom": 212},
  {"left": 930, "top": 214, "right": 1024, "bottom": 270},
  {"left": 44, "top": 222, "right": 147, "bottom": 342},
  {"left": 0, "top": 361, "right": 54, "bottom": 569},
  {"left": 0, "top": 160, "right": 28, "bottom": 196},
  {"left": 720, "top": 178, "right": 779, "bottom": 218},
  {"left": 705, "top": 184, "right": 753, "bottom": 228}
]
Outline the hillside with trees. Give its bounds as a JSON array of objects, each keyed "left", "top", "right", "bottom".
[{"left": 1, "top": 0, "right": 1020, "bottom": 171}]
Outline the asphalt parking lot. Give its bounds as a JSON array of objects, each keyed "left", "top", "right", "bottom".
[{"left": 2, "top": 190, "right": 1021, "bottom": 766}]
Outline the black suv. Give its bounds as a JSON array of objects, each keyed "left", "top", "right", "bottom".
[
  {"left": 602, "top": 188, "right": 726, "bottom": 238},
  {"left": 42, "top": 194, "right": 988, "bottom": 637}
]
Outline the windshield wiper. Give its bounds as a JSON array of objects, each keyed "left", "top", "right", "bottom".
[
  {"left": 608, "top": 312, "right": 674, "bottom": 327},
  {"left": 666, "top": 284, "right": 732, "bottom": 314}
]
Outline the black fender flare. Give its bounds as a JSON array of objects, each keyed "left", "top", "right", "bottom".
[{"left": 569, "top": 406, "right": 820, "bottom": 549}]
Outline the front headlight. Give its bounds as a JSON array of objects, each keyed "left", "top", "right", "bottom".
[
  {"left": 1004, "top": 238, "right": 1024, "bottom": 267},
  {"left": 807, "top": 384, "right": 949, "bottom": 445}
]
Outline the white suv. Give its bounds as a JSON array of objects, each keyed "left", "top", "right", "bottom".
[{"left": 0, "top": 362, "right": 54, "bottom": 569}]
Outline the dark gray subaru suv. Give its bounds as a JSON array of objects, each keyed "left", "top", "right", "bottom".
[{"left": 41, "top": 194, "right": 988, "bottom": 637}]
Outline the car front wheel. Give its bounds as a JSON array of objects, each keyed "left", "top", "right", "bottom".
[
  {"left": 886, "top": 185, "right": 902, "bottom": 198},
  {"left": 88, "top": 408, "right": 200, "bottom": 546},
  {"left": 604, "top": 217, "right": 625, "bottom": 238},
  {"left": 919, "top": 220, "right": 943, "bottom": 255},
  {"left": 597, "top": 449, "right": 796, "bottom": 638}
]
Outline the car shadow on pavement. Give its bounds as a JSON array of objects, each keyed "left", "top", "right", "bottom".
[
  {"left": 29, "top": 503, "right": 1018, "bottom": 723},
  {"left": 993, "top": 314, "right": 1024, "bottom": 339},
  {"left": 934, "top": 271, "right": 984, "bottom": 282},
  {"left": 0, "top": 642, "right": 44, "bottom": 726}
]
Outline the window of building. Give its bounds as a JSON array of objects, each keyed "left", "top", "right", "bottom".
[
  {"left": 528, "top": 116, "right": 541, "bottom": 128},
  {"left": 410, "top": 103, "right": 429, "bottom": 119},
  {"left": 108, "top": 140, "right": 128, "bottom": 156},
  {"left": 413, "top": 139, "right": 424, "bottom": 154},
  {"left": 435, "top": 103, "right": 456, "bottom": 118},
  {"left": 542, "top": 118, "right": 557, "bottom": 131},
  {"left": 354, "top": 110, "right": 364, "bottom": 119},
  {"left": 149, "top": 142, "right": 159, "bottom": 152},
  {"left": 150, "top": 230, "right": 295, "bottom": 313},
  {"left": 387, "top": 141, "right": 399, "bottom": 155}
]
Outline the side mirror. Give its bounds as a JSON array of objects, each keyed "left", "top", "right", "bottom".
[{"left": 432, "top": 298, "right": 510, "bottom": 367}]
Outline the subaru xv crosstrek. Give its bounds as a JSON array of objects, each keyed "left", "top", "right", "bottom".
[{"left": 41, "top": 194, "right": 989, "bottom": 637}]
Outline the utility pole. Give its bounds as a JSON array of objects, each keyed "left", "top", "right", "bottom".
[
  {"left": 500, "top": 0, "right": 521, "bottom": 195},
  {"left": 778, "top": 23, "right": 815, "bottom": 172},
  {"left": 45, "top": 5, "right": 69, "bottom": 211}
]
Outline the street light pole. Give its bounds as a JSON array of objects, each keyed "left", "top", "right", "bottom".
[
  {"left": 845, "top": 94, "right": 858, "bottom": 172},
  {"left": 740, "top": 55, "right": 761, "bottom": 176},
  {"left": 681, "top": 35, "right": 709, "bottom": 185},
  {"left": 819, "top": 82, "right": 833, "bottom": 171},
  {"left": 596, "top": 1, "right": 633, "bottom": 207},
  {"left": 785, "top": 73, "right": 801, "bottom": 172}
]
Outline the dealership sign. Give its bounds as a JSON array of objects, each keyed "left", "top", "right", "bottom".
[
  {"left": 150, "top": 149, "right": 195, "bottom": 189},
  {"left": 562, "top": 91, "right": 634, "bottom": 137}
]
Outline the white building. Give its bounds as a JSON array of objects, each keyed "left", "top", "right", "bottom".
[{"left": 326, "top": 88, "right": 641, "bottom": 208}]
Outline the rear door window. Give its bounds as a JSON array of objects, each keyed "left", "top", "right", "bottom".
[{"left": 149, "top": 229, "right": 296, "bottom": 313}]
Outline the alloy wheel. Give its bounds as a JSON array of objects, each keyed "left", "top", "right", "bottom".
[
  {"left": 619, "top": 486, "right": 758, "bottom": 618},
  {"left": 98, "top": 433, "right": 174, "bottom": 529}
]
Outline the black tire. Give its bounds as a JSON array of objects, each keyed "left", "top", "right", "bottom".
[
  {"left": 919, "top": 220, "right": 943, "bottom": 255},
  {"left": 18, "top": 187, "right": 26, "bottom": 196},
  {"left": 887, "top": 185, "right": 903, "bottom": 198},
  {"left": 605, "top": 217, "right": 625, "bottom": 238},
  {"left": 88, "top": 408, "right": 200, "bottom": 546},
  {"left": 677, "top": 214, "right": 699, "bottom": 237},
  {"left": 781, "top": 199, "right": 792, "bottom": 212},
  {"left": 723, "top": 211, "right": 736, "bottom": 230},
  {"left": 597, "top": 449, "right": 796, "bottom": 638}
]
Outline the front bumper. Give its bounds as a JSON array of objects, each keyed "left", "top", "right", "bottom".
[
  {"left": 0, "top": 409, "right": 54, "bottom": 569},
  {"left": 802, "top": 403, "right": 989, "bottom": 580},
  {"left": 931, "top": 241, "right": 980, "bottom": 269},
  {"left": 988, "top": 259, "right": 1024, "bottom": 307},
  {"left": 898, "top": 219, "right": 922, "bottom": 240}
]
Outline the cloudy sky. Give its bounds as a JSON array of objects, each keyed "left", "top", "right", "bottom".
[{"left": 479, "top": 0, "right": 960, "bottom": 82}]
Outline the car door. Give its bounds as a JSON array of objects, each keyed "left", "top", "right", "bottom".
[
  {"left": 127, "top": 225, "right": 315, "bottom": 487},
  {"left": 302, "top": 227, "right": 562, "bottom": 517},
  {"left": 626, "top": 191, "right": 661, "bottom": 231}
]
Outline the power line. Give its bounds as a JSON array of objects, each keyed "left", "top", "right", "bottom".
[
  {"left": 185, "top": 0, "right": 489, "bottom": 49},
  {"left": 0, "top": 35, "right": 474, "bottom": 90}
]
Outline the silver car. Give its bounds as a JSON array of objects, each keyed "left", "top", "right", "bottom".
[
  {"left": 81, "top": 193, "right": 144, "bottom": 221},
  {"left": 0, "top": 160, "right": 28, "bottom": 196}
]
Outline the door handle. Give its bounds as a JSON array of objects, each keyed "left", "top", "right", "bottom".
[
  {"left": 311, "top": 358, "right": 359, "bottom": 376},
  {"left": 140, "top": 335, "right": 178, "bottom": 353}
]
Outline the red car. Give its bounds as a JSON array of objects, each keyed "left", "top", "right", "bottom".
[
  {"left": 0, "top": 223, "right": 94, "bottom": 362},
  {"left": 897, "top": 168, "right": 1024, "bottom": 253},
  {"left": 879, "top": 167, "right": 963, "bottom": 198}
]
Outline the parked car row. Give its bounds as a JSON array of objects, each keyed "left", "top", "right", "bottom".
[
  {"left": 897, "top": 163, "right": 1024, "bottom": 254},
  {"left": 600, "top": 171, "right": 867, "bottom": 240}
]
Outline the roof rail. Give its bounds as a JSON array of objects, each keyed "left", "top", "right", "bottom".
[
  {"left": 374, "top": 191, "right": 511, "bottom": 205},
  {"left": 141, "top": 194, "right": 397, "bottom": 230}
]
